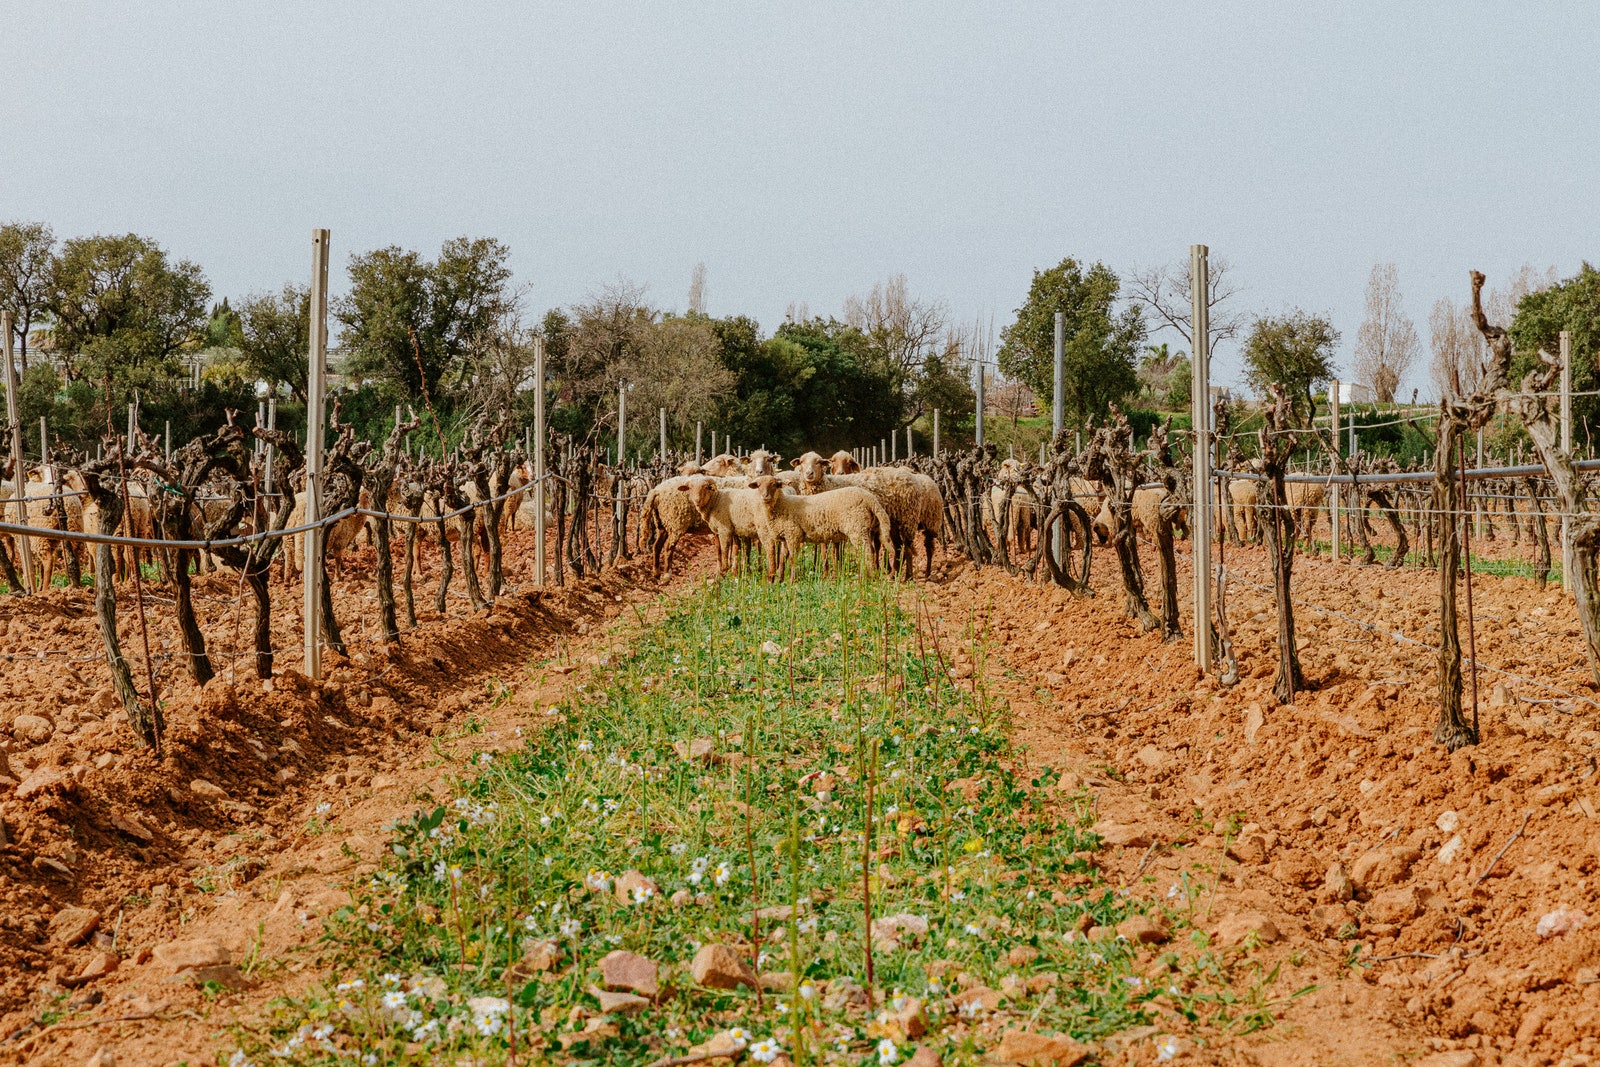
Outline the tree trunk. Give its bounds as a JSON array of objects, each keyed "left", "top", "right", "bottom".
[
  {"left": 401, "top": 518, "right": 418, "bottom": 628},
  {"left": 1432, "top": 421, "right": 1476, "bottom": 750},
  {"left": 172, "top": 549, "right": 214, "bottom": 685},
  {"left": 1109, "top": 494, "right": 1156, "bottom": 631},
  {"left": 0, "top": 537, "right": 21, "bottom": 595},
  {"left": 1153, "top": 508, "right": 1182, "bottom": 640},
  {"left": 1261, "top": 466, "right": 1304, "bottom": 704},
  {"left": 373, "top": 502, "right": 399, "bottom": 642},
  {"left": 435, "top": 510, "right": 454, "bottom": 615},
  {"left": 1367, "top": 488, "right": 1409, "bottom": 568},
  {"left": 1524, "top": 477, "right": 1551, "bottom": 589},
  {"left": 245, "top": 568, "right": 273, "bottom": 678}
]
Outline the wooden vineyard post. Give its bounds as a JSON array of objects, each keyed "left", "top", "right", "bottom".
[
  {"left": 695, "top": 420, "right": 703, "bottom": 464},
  {"left": 1562, "top": 330, "right": 1573, "bottom": 592},
  {"left": 975, "top": 361, "right": 985, "bottom": 449},
  {"left": 304, "top": 228, "right": 330, "bottom": 680},
  {"left": 2, "top": 313, "right": 32, "bottom": 592},
  {"left": 659, "top": 406, "right": 667, "bottom": 461},
  {"left": 1190, "top": 244, "right": 1213, "bottom": 672},
  {"left": 1329, "top": 381, "right": 1341, "bottom": 561},
  {"left": 907, "top": 425, "right": 914, "bottom": 459},
  {"left": 933, "top": 409, "right": 940, "bottom": 458},
  {"left": 534, "top": 337, "right": 547, "bottom": 587}
]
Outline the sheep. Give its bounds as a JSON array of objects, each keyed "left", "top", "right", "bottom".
[
  {"left": 1093, "top": 486, "right": 1188, "bottom": 543},
  {"left": 988, "top": 458, "right": 1039, "bottom": 555},
  {"left": 1286, "top": 481, "right": 1326, "bottom": 550},
  {"left": 1228, "top": 479, "right": 1260, "bottom": 542},
  {"left": 675, "top": 474, "right": 770, "bottom": 575},
  {"left": 641, "top": 475, "right": 714, "bottom": 576},
  {"left": 700, "top": 453, "right": 742, "bottom": 476},
  {"left": 745, "top": 449, "right": 779, "bottom": 477},
  {"left": 745, "top": 474, "right": 889, "bottom": 580},
  {"left": 4, "top": 470, "right": 85, "bottom": 588},
  {"left": 828, "top": 451, "right": 860, "bottom": 474},
  {"left": 70, "top": 472, "right": 154, "bottom": 581},
  {"left": 284, "top": 485, "right": 370, "bottom": 580},
  {"left": 789, "top": 452, "right": 942, "bottom": 577}
]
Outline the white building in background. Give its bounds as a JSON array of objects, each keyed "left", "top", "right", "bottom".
[{"left": 1333, "top": 381, "right": 1375, "bottom": 405}]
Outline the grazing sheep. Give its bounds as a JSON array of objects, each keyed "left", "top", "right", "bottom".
[
  {"left": 745, "top": 449, "right": 779, "bottom": 477},
  {"left": 1093, "top": 486, "right": 1188, "bottom": 543},
  {"left": 1286, "top": 481, "right": 1326, "bottom": 550},
  {"left": 641, "top": 475, "right": 713, "bottom": 576},
  {"left": 70, "top": 472, "right": 153, "bottom": 581},
  {"left": 700, "top": 453, "right": 742, "bottom": 477},
  {"left": 988, "top": 458, "right": 1039, "bottom": 555},
  {"left": 285, "top": 485, "right": 370, "bottom": 579},
  {"left": 745, "top": 475, "right": 889, "bottom": 580},
  {"left": 4, "top": 470, "right": 85, "bottom": 588},
  {"left": 1229, "top": 479, "right": 1260, "bottom": 542},
  {"left": 790, "top": 452, "right": 941, "bottom": 576},
  {"left": 828, "top": 451, "right": 860, "bottom": 474},
  {"left": 675, "top": 474, "right": 770, "bottom": 575}
]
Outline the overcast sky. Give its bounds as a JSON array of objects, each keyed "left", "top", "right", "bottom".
[{"left": 4, "top": 1, "right": 1596, "bottom": 393}]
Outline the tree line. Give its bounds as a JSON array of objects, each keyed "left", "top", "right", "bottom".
[{"left": 3, "top": 219, "right": 1597, "bottom": 466}]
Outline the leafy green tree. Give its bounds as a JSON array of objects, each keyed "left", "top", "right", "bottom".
[
  {"left": 47, "top": 233, "right": 211, "bottom": 398},
  {"left": 238, "top": 284, "right": 310, "bottom": 401},
  {"left": 913, "top": 345, "right": 975, "bottom": 425},
  {"left": 204, "top": 298, "right": 245, "bottom": 349},
  {"left": 1511, "top": 263, "right": 1600, "bottom": 437},
  {"left": 997, "top": 257, "right": 1144, "bottom": 427},
  {"left": 770, "top": 319, "right": 899, "bottom": 454},
  {"left": 0, "top": 221, "right": 55, "bottom": 369},
  {"left": 337, "top": 237, "right": 512, "bottom": 401},
  {"left": 1240, "top": 311, "right": 1339, "bottom": 426},
  {"left": 714, "top": 315, "right": 806, "bottom": 454}
]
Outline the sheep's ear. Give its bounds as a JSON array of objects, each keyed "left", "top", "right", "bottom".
[
  {"left": 790, "top": 457, "right": 801, "bottom": 467},
  {"left": 747, "top": 481, "right": 760, "bottom": 489},
  {"left": 676, "top": 483, "right": 690, "bottom": 491}
]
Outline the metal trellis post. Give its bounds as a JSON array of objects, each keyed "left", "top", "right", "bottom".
[
  {"left": 1190, "top": 244, "right": 1213, "bottom": 672},
  {"left": 304, "top": 228, "right": 330, "bottom": 680}
]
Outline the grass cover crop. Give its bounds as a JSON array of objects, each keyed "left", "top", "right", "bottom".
[{"left": 237, "top": 563, "right": 1187, "bottom": 1065}]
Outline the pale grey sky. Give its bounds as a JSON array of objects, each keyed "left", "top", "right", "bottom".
[{"left": 4, "top": 1, "right": 1596, "bottom": 392}]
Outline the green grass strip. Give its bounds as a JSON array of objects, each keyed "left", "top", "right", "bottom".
[{"left": 238, "top": 561, "right": 1188, "bottom": 1065}]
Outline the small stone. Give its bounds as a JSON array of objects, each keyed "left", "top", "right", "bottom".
[
  {"left": 1092, "top": 821, "right": 1152, "bottom": 848},
  {"left": 16, "top": 768, "right": 73, "bottom": 801},
  {"left": 1308, "top": 904, "right": 1349, "bottom": 937},
  {"left": 1416, "top": 1052, "right": 1480, "bottom": 1067},
  {"left": 1243, "top": 704, "right": 1265, "bottom": 744},
  {"left": 908, "top": 1049, "right": 943, "bottom": 1067},
  {"left": 1135, "top": 745, "right": 1170, "bottom": 771},
  {"left": 1115, "top": 914, "right": 1168, "bottom": 945},
  {"left": 872, "top": 913, "right": 930, "bottom": 947},
  {"left": 691, "top": 943, "right": 757, "bottom": 989},
  {"left": 1026, "top": 973, "right": 1060, "bottom": 994},
  {"left": 1006, "top": 945, "right": 1040, "bottom": 967},
  {"left": 950, "top": 985, "right": 1003, "bottom": 1013},
  {"left": 892, "top": 995, "right": 928, "bottom": 1038},
  {"left": 1437, "top": 835, "right": 1465, "bottom": 865},
  {"left": 511, "top": 940, "right": 561, "bottom": 976},
  {"left": 760, "top": 971, "right": 793, "bottom": 992},
  {"left": 670, "top": 889, "right": 692, "bottom": 907},
  {"left": 672, "top": 738, "right": 717, "bottom": 763},
  {"left": 370, "top": 775, "right": 397, "bottom": 790},
  {"left": 12, "top": 714, "right": 54, "bottom": 744},
  {"left": 48, "top": 907, "right": 100, "bottom": 946},
  {"left": 598, "top": 950, "right": 659, "bottom": 997},
  {"left": 591, "top": 987, "right": 650, "bottom": 1015},
  {"left": 1436, "top": 810, "right": 1460, "bottom": 834},
  {"left": 110, "top": 810, "right": 154, "bottom": 842},
  {"left": 86, "top": 1047, "right": 117, "bottom": 1067},
  {"left": 614, "top": 869, "right": 659, "bottom": 904},
  {"left": 1087, "top": 925, "right": 1115, "bottom": 942},
  {"left": 1227, "top": 832, "right": 1271, "bottom": 865},
  {"left": 1350, "top": 846, "right": 1420, "bottom": 892},
  {"left": 189, "top": 779, "right": 228, "bottom": 800},
  {"left": 1324, "top": 863, "right": 1355, "bottom": 901},
  {"left": 1367, "top": 886, "right": 1424, "bottom": 924},
  {"left": 152, "top": 939, "right": 230, "bottom": 971},
  {"left": 988, "top": 1028, "right": 1091, "bottom": 1066},
  {"left": 77, "top": 952, "right": 119, "bottom": 981},
  {"left": 1214, "top": 912, "right": 1279, "bottom": 947},
  {"left": 1489, "top": 684, "right": 1515, "bottom": 707}
]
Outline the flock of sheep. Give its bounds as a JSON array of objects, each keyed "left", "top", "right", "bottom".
[{"left": 642, "top": 449, "right": 944, "bottom": 580}]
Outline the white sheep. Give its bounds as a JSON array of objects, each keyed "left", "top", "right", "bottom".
[
  {"left": 745, "top": 474, "right": 890, "bottom": 580},
  {"left": 675, "top": 474, "right": 770, "bottom": 575}
]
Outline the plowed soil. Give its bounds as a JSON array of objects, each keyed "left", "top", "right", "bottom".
[{"left": 5, "top": 526, "right": 1600, "bottom": 1066}]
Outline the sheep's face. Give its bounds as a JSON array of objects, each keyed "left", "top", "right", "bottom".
[
  {"left": 828, "top": 451, "right": 859, "bottom": 474},
  {"left": 676, "top": 461, "right": 702, "bottom": 477},
  {"left": 747, "top": 475, "right": 782, "bottom": 509},
  {"left": 676, "top": 475, "right": 717, "bottom": 512},
  {"left": 793, "top": 451, "right": 828, "bottom": 488},
  {"left": 746, "top": 449, "right": 778, "bottom": 477},
  {"left": 702, "top": 454, "right": 738, "bottom": 476}
]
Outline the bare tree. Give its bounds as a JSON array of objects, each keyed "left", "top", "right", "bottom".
[
  {"left": 843, "top": 273, "right": 947, "bottom": 384},
  {"left": 630, "top": 316, "right": 734, "bottom": 445},
  {"left": 0, "top": 221, "right": 55, "bottom": 371},
  {"left": 688, "top": 262, "right": 707, "bottom": 315},
  {"left": 1127, "top": 256, "right": 1246, "bottom": 354},
  {"left": 1429, "top": 297, "right": 1484, "bottom": 398},
  {"left": 1353, "top": 263, "right": 1420, "bottom": 404}
]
